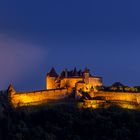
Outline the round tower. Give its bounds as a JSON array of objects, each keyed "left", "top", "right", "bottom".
[{"left": 46, "top": 67, "right": 58, "bottom": 89}]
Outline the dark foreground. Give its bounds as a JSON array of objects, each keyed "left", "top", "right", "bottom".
[{"left": 0, "top": 103, "right": 140, "bottom": 140}]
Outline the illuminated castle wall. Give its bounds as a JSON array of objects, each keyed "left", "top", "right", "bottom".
[
  {"left": 46, "top": 67, "right": 103, "bottom": 92},
  {"left": 89, "top": 91, "right": 140, "bottom": 103},
  {"left": 8, "top": 67, "right": 102, "bottom": 107},
  {"left": 80, "top": 91, "right": 140, "bottom": 109},
  {"left": 8, "top": 85, "right": 72, "bottom": 107}
]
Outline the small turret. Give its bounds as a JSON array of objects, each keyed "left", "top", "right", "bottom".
[
  {"left": 46, "top": 67, "right": 58, "bottom": 89},
  {"left": 73, "top": 67, "right": 78, "bottom": 77},
  {"left": 7, "top": 84, "right": 16, "bottom": 95},
  {"left": 83, "top": 67, "right": 90, "bottom": 84},
  {"left": 65, "top": 68, "right": 68, "bottom": 78},
  {"left": 47, "top": 67, "right": 58, "bottom": 77}
]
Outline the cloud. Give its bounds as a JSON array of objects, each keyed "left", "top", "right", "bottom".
[{"left": 0, "top": 34, "right": 47, "bottom": 90}]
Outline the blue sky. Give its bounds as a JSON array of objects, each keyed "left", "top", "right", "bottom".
[{"left": 0, "top": 0, "right": 140, "bottom": 91}]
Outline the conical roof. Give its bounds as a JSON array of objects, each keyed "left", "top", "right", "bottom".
[
  {"left": 47, "top": 67, "right": 58, "bottom": 77},
  {"left": 7, "top": 84, "right": 16, "bottom": 93}
]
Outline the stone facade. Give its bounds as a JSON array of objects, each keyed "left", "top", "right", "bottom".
[
  {"left": 79, "top": 91, "right": 140, "bottom": 109},
  {"left": 89, "top": 91, "right": 140, "bottom": 103},
  {"left": 8, "top": 85, "right": 72, "bottom": 107},
  {"left": 46, "top": 67, "right": 103, "bottom": 92}
]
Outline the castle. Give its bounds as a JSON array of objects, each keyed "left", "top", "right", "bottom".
[
  {"left": 46, "top": 67, "right": 103, "bottom": 92},
  {"left": 8, "top": 67, "right": 140, "bottom": 109},
  {"left": 8, "top": 67, "right": 103, "bottom": 107}
]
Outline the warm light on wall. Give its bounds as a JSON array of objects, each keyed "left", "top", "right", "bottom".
[
  {"left": 10, "top": 89, "right": 72, "bottom": 108},
  {"left": 79, "top": 100, "right": 139, "bottom": 110},
  {"left": 9, "top": 84, "right": 140, "bottom": 109}
]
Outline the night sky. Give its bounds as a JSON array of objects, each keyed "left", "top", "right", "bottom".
[{"left": 0, "top": 0, "right": 140, "bottom": 91}]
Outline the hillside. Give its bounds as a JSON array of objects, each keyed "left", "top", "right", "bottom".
[{"left": 0, "top": 95, "right": 139, "bottom": 140}]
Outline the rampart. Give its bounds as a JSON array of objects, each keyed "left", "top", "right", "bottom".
[
  {"left": 9, "top": 86, "right": 140, "bottom": 109},
  {"left": 89, "top": 91, "right": 140, "bottom": 104},
  {"left": 78, "top": 91, "right": 140, "bottom": 109},
  {"left": 10, "top": 88, "right": 72, "bottom": 107}
]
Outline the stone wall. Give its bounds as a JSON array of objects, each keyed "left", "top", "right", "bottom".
[
  {"left": 10, "top": 88, "right": 72, "bottom": 107},
  {"left": 60, "top": 78, "right": 83, "bottom": 88},
  {"left": 77, "top": 91, "right": 140, "bottom": 109},
  {"left": 89, "top": 91, "right": 140, "bottom": 104},
  {"left": 46, "top": 76, "right": 56, "bottom": 89},
  {"left": 79, "top": 99, "right": 139, "bottom": 109},
  {"left": 88, "top": 77, "right": 103, "bottom": 87},
  {"left": 9, "top": 86, "right": 140, "bottom": 109}
]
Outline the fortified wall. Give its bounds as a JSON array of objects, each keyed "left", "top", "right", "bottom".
[
  {"left": 8, "top": 86, "right": 72, "bottom": 107},
  {"left": 89, "top": 91, "right": 140, "bottom": 104}
]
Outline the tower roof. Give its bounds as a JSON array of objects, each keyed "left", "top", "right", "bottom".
[
  {"left": 7, "top": 84, "right": 16, "bottom": 93},
  {"left": 83, "top": 67, "right": 90, "bottom": 73},
  {"left": 47, "top": 67, "right": 58, "bottom": 77},
  {"left": 73, "top": 67, "right": 78, "bottom": 76}
]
